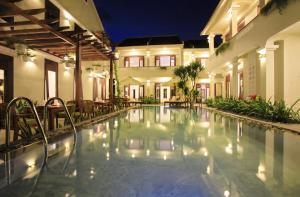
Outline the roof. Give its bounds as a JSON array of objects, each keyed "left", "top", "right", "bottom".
[
  {"left": 117, "top": 35, "right": 182, "bottom": 47},
  {"left": 184, "top": 36, "right": 221, "bottom": 49}
]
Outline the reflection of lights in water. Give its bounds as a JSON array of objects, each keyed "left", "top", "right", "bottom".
[
  {"left": 224, "top": 190, "right": 230, "bottom": 197},
  {"left": 256, "top": 163, "right": 266, "bottom": 182},
  {"left": 90, "top": 167, "right": 96, "bottom": 175},
  {"left": 146, "top": 121, "right": 150, "bottom": 128},
  {"left": 65, "top": 142, "right": 70, "bottom": 151},
  {"left": 130, "top": 139, "right": 133, "bottom": 144},
  {"left": 106, "top": 152, "right": 110, "bottom": 158},
  {"left": 114, "top": 120, "right": 118, "bottom": 128},
  {"left": 65, "top": 193, "right": 70, "bottom": 197},
  {"left": 116, "top": 148, "right": 119, "bottom": 153},
  {"left": 163, "top": 155, "right": 167, "bottom": 160},
  {"left": 102, "top": 133, "right": 107, "bottom": 139},
  {"left": 190, "top": 120, "right": 195, "bottom": 126},
  {"left": 206, "top": 166, "right": 211, "bottom": 175},
  {"left": 90, "top": 175, "right": 94, "bottom": 179},
  {"left": 106, "top": 122, "right": 109, "bottom": 130},
  {"left": 183, "top": 151, "right": 188, "bottom": 156},
  {"left": 171, "top": 140, "right": 174, "bottom": 145},
  {"left": 146, "top": 149, "right": 150, "bottom": 156},
  {"left": 204, "top": 151, "right": 208, "bottom": 157},
  {"left": 172, "top": 146, "right": 175, "bottom": 151},
  {"left": 26, "top": 160, "right": 35, "bottom": 168},
  {"left": 72, "top": 170, "right": 77, "bottom": 177},
  {"left": 208, "top": 128, "right": 211, "bottom": 137},
  {"left": 225, "top": 144, "right": 233, "bottom": 155},
  {"left": 102, "top": 143, "right": 106, "bottom": 147},
  {"left": 89, "top": 130, "right": 93, "bottom": 136},
  {"left": 131, "top": 154, "right": 135, "bottom": 158},
  {"left": 49, "top": 143, "right": 56, "bottom": 151}
]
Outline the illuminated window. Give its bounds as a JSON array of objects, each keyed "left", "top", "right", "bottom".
[
  {"left": 155, "top": 55, "right": 176, "bottom": 67},
  {"left": 124, "top": 56, "right": 144, "bottom": 67}
]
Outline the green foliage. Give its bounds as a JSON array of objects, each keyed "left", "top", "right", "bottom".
[
  {"left": 261, "top": 0, "right": 290, "bottom": 16},
  {"left": 159, "top": 66, "right": 167, "bottom": 70},
  {"left": 205, "top": 97, "right": 300, "bottom": 123},
  {"left": 4, "top": 36, "right": 27, "bottom": 48},
  {"left": 215, "top": 42, "right": 230, "bottom": 56},
  {"left": 142, "top": 97, "right": 160, "bottom": 104},
  {"left": 174, "top": 61, "right": 205, "bottom": 106}
]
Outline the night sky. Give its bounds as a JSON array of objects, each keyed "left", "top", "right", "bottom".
[{"left": 95, "top": 0, "right": 220, "bottom": 44}]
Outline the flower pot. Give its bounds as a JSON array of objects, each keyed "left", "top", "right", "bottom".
[{"left": 14, "top": 43, "right": 27, "bottom": 55}]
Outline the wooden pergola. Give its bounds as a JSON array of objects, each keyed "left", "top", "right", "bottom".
[{"left": 0, "top": 0, "right": 115, "bottom": 105}]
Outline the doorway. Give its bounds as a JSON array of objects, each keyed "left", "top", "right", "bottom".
[{"left": 0, "top": 54, "right": 13, "bottom": 103}]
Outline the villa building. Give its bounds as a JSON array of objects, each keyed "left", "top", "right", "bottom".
[
  {"left": 115, "top": 35, "right": 220, "bottom": 102},
  {"left": 201, "top": 0, "right": 300, "bottom": 107},
  {"left": 0, "top": 0, "right": 112, "bottom": 106}
]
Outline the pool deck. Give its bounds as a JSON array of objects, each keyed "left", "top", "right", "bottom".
[{"left": 202, "top": 105, "right": 300, "bottom": 134}]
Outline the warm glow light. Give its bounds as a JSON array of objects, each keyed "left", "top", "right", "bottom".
[
  {"left": 65, "top": 142, "right": 70, "bottom": 151},
  {"left": 131, "top": 154, "right": 135, "bottom": 158},
  {"left": 224, "top": 190, "right": 230, "bottom": 197},
  {"left": 146, "top": 120, "right": 150, "bottom": 128},
  {"left": 163, "top": 154, "right": 167, "bottom": 160},
  {"left": 26, "top": 160, "right": 35, "bottom": 168},
  {"left": 206, "top": 166, "right": 211, "bottom": 175},
  {"left": 146, "top": 149, "right": 150, "bottom": 156},
  {"left": 184, "top": 151, "right": 188, "bottom": 156}
]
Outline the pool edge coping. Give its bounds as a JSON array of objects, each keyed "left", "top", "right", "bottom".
[{"left": 202, "top": 105, "right": 300, "bottom": 135}]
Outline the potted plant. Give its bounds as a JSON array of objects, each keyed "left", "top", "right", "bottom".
[
  {"left": 174, "top": 61, "right": 205, "bottom": 108},
  {"left": 4, "top": 36, "right": 28, "bottom": 55}
]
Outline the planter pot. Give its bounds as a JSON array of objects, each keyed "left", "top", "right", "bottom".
[{"left": 14, "top": 43, "right": 27, "bottom": 55}]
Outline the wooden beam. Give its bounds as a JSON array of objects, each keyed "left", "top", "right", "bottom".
[
  {"left": 0, "top": 1, "right": 75, "bottom": 45},
  {"left": 0, "top": 28, "right": 48, "bottom": 36},
  {"left": 0, "top": 19, "right": 59, "bottom": 27},
  {"left": 29, "top": 41, "right": 67, "bottom": 47},
  {"left": 14, "top": 33, "right": 57, "bottom": 40},
  {"left": 25, "top": 38, "right": 64, "bottom": 44},
  {"left": 0, "top": 8, "right": 45, "bottom": 17},
  {"left": 62, "top": 30, "right": 87, "bottom": 37},
  {"left": 32, "top": 44, "right": 72, "bottom": 49}
]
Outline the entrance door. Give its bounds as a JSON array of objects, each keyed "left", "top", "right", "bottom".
[
  {"left": 196, "top": 83, "right": 210, "bottom": 102},
  {"left": 45, "top": 59, "right": 58, "bottom": 99},
  {"left": 93, "top": 78, "right": 106, "bottom": 101},
  {"left": 0, "top": 54, "right": 13, "bottom": 103},
  {"left": 160, "top": 86, "right": 170, "bottom": 102}
]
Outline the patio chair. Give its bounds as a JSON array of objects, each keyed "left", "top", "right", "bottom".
[{"left": 80, "top": 100, "right": 95, "bottom": 120}]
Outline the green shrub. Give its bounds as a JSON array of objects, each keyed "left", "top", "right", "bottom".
[
  {"left": 142, "top": 97, "right": 160, "bottom": 104},
  {"left": 205, "top": 97, "right": 300, "bottom": 123}
]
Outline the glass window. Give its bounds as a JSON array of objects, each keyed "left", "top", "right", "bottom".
[
  {"left": 155, "top": 55, "right": 176, "bottom": 67},
  {"left": 0, "top": 70, "right": 4, "bottom": 104},
  {"left": 124, "top": 56, "right": 144, "bottom": 67},
  {"left": 48, "top": 71, "right": 57, "bottom": 98}
]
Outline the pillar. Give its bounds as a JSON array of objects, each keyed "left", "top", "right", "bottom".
[
  {"left": 231, "top": 6, "right": 239, "bottom": 37},
  {"left": 75, "top": 34, "right": 83, "bottom": 107},
  {"left": 231, "top": 59, "right": 239, "bottom": 98},
  {"left": 208, "top": 34, "right": 215, "bottom": 55},
  {"left": 209, "top": 74, "right": 215, "bottom": 99},
  {"left": 109, "top": 55, "right": 114, "bottom": 101},
  {"left": 266, "top": 45, "right": 279, "bottom": 102}
]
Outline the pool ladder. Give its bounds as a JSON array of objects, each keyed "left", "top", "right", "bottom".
[{"left": 5, "top": 97, "right": 77, "bottom": 166}]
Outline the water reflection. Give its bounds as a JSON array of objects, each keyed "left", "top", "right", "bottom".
[{"left": 0, "top": 106, "right": 299, "bottom": 197}]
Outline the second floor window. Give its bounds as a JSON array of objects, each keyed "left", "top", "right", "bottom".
[
  {"left": 124, "top": 56, "right": 144, "bottom": 67},
  {"left": 155, "top": 55, "right": 176, "bottom": 67}
]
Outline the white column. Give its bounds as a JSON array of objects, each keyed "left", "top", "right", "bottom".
[
  {"left": 208, "top": 34, "right": 215, "bottom": 55},
  {"left": 231, "top": 6, "right": 239, "bottom": 37},
  {"left": 231, "top": 60, "right": 239, "bottom": 98},
  {"left": 266, "top": 45, "right": 279, "bottom": 102},
  {"left": 209, "top": 74, "right": 215, "bottom": 99}
]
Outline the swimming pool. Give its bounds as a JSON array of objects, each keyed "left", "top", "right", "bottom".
[{"left": 0, "top": 106, "right": 299, "bottom": 197}]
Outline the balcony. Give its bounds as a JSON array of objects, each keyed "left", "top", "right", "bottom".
[
  {"left": 207, "top": 0, "right": 300, "bottom": 72},
  {"left": 119, "top": 66, "right": 176, "bottom": 78}
]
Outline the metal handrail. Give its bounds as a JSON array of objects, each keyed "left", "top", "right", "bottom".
[
  {"left": 43, "top": 97, "right": 77, "bottom": 147},
  {"left": 5, "top": 97, "right": 49, "bottom": 164}
]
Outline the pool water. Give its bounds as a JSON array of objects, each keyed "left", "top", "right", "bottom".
[{"left": 0, "top": 106, "right": 300, "bottom": 197}]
